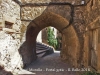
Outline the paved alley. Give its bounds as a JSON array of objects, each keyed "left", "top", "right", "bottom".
[{"left": 19, "top": 51, "right": 77, "bottom": 75}]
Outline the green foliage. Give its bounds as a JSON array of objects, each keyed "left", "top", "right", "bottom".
[
  {"left": 82, "top": 71, "right": 100, "bottom": 75},
  {"left": 47, "top": 27, "right": 58, "bottom": 49}
]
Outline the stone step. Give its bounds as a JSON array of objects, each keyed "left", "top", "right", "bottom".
[
  {"left": 36, "top": 47, "right": 52, "bottom": 52},
  {"left": 36, "top": 48, "right": 52, "bottom": 51},
  {"left": 36, "top": 42, "right": 54, "bottom": 55},
  {"left": 36, "top": 45, "right": 52, "bottom": 50},
  {"left": 36, "top": 50, "right": 47, "bottom": 55},
  {"left": 36, "top": 43, "right": 52, "bottom": 48},
  {"left": 36, "top": 44, "right": 49, "bottom": 48},
  {"left": 36, "top": 42, "right": 50, "bottom": 47}
]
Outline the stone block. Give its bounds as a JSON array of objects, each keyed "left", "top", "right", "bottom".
[
  {"left": 3, "top": 15, "right": 16, "bottom": 24},
  {"left": 21, "top": 6, "right": 46, "bottom": 20},
  {"left": 16, "top": 34, "right": 20, "bottom": 39},
  {"left": 0, "top": 20, "right": 4, "bottom": 29},
  {"left": 3, "top": 28, "right": 15, "bottom": 34},
  {"left": 12, "top": 25, "right": 20, "bottom": 32},
  {"left": 0, "top": 0, "right": 2, "bottom": 4}
]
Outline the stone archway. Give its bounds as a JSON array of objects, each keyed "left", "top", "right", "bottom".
[{"left": 20, "top": 11, "right": 80, "bottom": 67}]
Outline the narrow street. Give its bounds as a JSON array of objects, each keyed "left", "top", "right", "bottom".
[{"left": 18, "top": 51, "right": 77, "bottom": 75}]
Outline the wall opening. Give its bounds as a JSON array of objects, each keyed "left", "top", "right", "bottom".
[
  {"left": 5, "top": 21, "right": 13, "bottom": 29},
  {"left": 37, "top": 26, "right": 62, "bottom": 50},
  {"left": 36, "top": 26, "right": 62, "bottom": 58},
  {"left": 19, "top": 12, "right": 80, "bottom": 68}
]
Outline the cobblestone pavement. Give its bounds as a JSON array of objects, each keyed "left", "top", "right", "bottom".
[{"left": 19, "top": 51, "right": 77, "bottom": 75}]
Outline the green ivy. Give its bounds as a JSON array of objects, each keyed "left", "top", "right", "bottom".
[{"left": 47, "top": 27, "right": 58, "bottom": 49}]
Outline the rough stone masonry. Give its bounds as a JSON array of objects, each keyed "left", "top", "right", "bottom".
[{"left": 0, "top": 0, "right": 100, "bottom": 74}]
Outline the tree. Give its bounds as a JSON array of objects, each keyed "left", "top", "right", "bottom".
[{"left": 47, "top": 27, "right": 58, "bottom": 49}]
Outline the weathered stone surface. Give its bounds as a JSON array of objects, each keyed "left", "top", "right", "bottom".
[
  {"left": 4, "top": 15, "right": 16, "bottom": 24},
  {"left": 0, "top": 0, "right": 100, "bottom": 74},
  {"left": 20, "top": 0, "right": 85, "bottom": 5},
  {"left": 0, "top": 1, "right": 20, "bottom": 19},
  {"left": 20, "top": 0, "right": 51, "bottom": 3},
  {"left": 0, "top": 31, "right": 23, "bottom": 72},
  {"left": 20, "top": 0, "right": 100, "bottom": 71},
  {"left": 0, "top": 20, "right": 4, "bottom": 28},
  {"left": 3, "top": 28, "right": 15, "bottom": 34},
  {"left": 20, "top": 21, "right": 30, "bottom": 43},
  {"left": 21, "top": 6, "right": 47, "bottom": 20},
  {"left": 20, "top": 11, "right": 80, "bottom": 68},
  {"left": 0, "top": 0, "right": 23, "bottom": 74}
]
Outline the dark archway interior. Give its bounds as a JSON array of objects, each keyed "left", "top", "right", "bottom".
[{"left": 19, "top": 11, "right": 80, "bottom": 68}]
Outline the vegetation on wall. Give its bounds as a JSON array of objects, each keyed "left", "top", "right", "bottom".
[{"left": 47, "top": 27, "right": 58, "bottom": 49}]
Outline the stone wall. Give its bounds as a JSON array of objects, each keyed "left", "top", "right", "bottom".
[
  {"left": 42, "top": 28, "right": 48, "bottom": 44},
  {"left": 0, "top": 0, "right": 100, "bottom": 74},
  {"left": 20, "top": 10, "right": 81, "bottom": 69},
  {"left": 73, "top": 0, "right": 100, "bottom": 70},
  {"left": 20, "top": 0, "right": 86, "bottom": 5},
  {"left": 20, "top": 0, "right": 100, "bottom": 68},
  {"left": 20, "top": 0, "right": 83, "bottom": 67},
  {"left": 0, "top": 0, "right": 23, "bottom": 74},
  {"left": 61, "top": 25, "right": 80, "bottom": 67}
]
